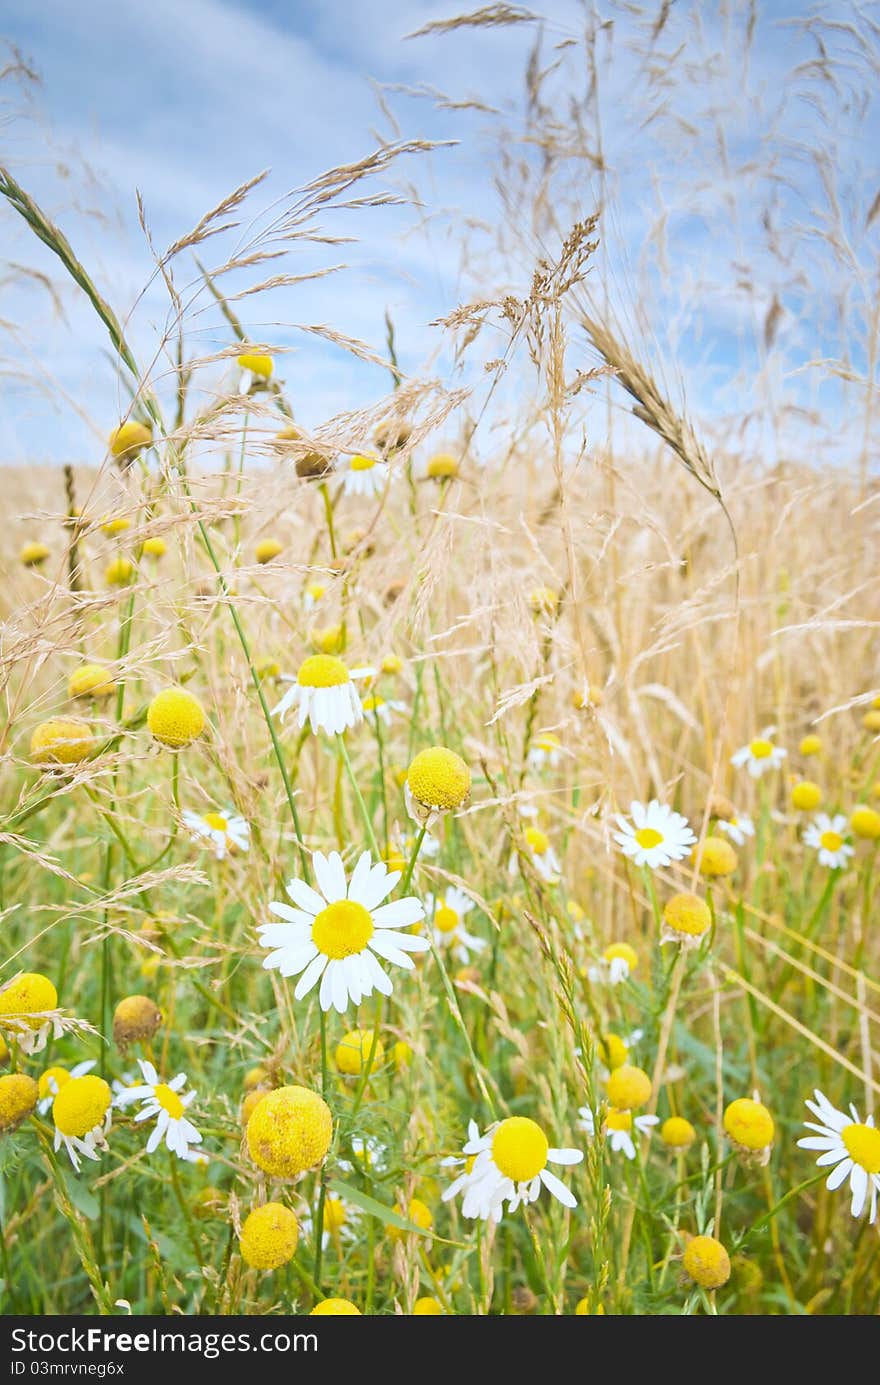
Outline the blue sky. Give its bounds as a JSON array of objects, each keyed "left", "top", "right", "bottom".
[{"left": 1, "top": 1, "right": 877, "bottom": 469}]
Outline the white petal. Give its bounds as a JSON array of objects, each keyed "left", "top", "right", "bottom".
[
  {"left": 826, "top": 1158, "right": 853, "bottom": 1190},
  {"left": 294, "top": 952, "right": 327, "bottom": 1000},
  {"left": 313, "top": 850, "right": 347, "bottom": 901},
  {"left": 368, "top": 932, "right": 415, "bottom": 968},
  {"left": 286, "top": 877, "right": 326, "bottom": 915},
  {"left": 539, "top": 1168, "right": 577, "bottom": 1207},
  {"left": 547, "top": 1147, "right": 584, "bottom": 1166},
  {"left": 372, "top": 898, "right": 425, "bottom": 929}
]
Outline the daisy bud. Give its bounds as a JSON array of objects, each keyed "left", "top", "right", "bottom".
[
  {"left": 246, "top": 1086, "right": 332, "bottom": 1179},
  {"left": 661, "top": 1116, "right": 696, "bottom": 1150},
  {"left": 255, "top": 538, "right": 283, "bottom": 564},
  {"left": 691, "top": 836, "right": 738, "bottom": 878},
  {"left": 147, "top": 688, "right": 207, "bottom": 750},
  {"left": 112, "top": 995, "right": 162, "bottom": 1051},
  {"left": 310, "top": 1299, "right": 361, "bottom": 1315},
  {"left": 683, "top": 1234, "right": 731, "bottom": 1289},
  {"left": 105, "top": 556, "right": 134, "bottom": 587},
  {"left": 30, "top": 719, "right": 93, "bottom": 768},
  {"left": 68, "top": 664, "right": 116, "bottom": 700},
  {"left": 412, "top": 1297, "right": 443, "bottom": 1315},
  {"left": 606, "top": 1065, "right": 652, "bottom": 1111},
  {"left": 239, "top": 1203, "right": 299, "bottom": 1271},
  {"left": 20, "top": 541, "right": 50, "bottom": 568},
  {"left": 0, "top": 1073, "right": 39, "bottom": 1133},
  {"left": 335, "top": 1029, "right": 384, "bottom": 1077},
  {"left": 405, "top": 745, "right": 471, "bottom": 825},
  {"left": 791, "top": 780, "right": 822, "bottom": 811},
  {"left": 850, "top": 805, "right": 880, "bottom": 840},
  {"left": 109, "top": 420, "right": 153, "bottom": 461},
  {"left": 723, "top": 1097, "right": 774, "bottom": 1163}
]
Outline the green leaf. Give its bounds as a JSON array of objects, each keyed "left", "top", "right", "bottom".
[
  {"left": 329, "top": 1178, "right": 464, "bottom": 1246},
  {"left": 63, "top": 1174, "right": 99, "bottom": 1220}
]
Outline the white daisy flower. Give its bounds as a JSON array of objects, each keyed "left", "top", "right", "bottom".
[
  {"left": 115, "top": 1060, "right": 202, "bottom": 1161},
  {"left": 427, "top": 886, "right": 486, "bottom": 964},
  {"left": 37, "top": 1060, "right": 96, "bottom": 1115},
  {"left": 303, "top": 581, "right": 326, "bottom": 612},
  {"left": 258, "top": 849, "right": 428, "bottom": 1015},
  {"left": 613, "top": 800, "right": 697, "bottom": 870},
  {"left": 362, "top": 694, "right": 407, "bottom": 726},
  {"left": 442, "top": 1116, "right": 583, "bottom": 1222},
  {"left": 272, "top": 655, "right": 373, "bottom": 736},
  {"left": 731, "top": 733, "right": 787, "bottom": 778},
  {"left": 52, "top": 1074, "right": 113, "bottom": 1172},
  {"left": 512, "top": 825, "right": 562, "bottom": 883},
  {"left": 299, "top": 1194, "right": 360, "bottom": 1248},
  {"left": 340, "top": 454, "right": 390, "bottom": 498},
  {"left": 579, "top": 1105, "right": 658, "bottom": 1161},
  {"left": 182, "top": 808, "right": 250, "bottom": 860},
  {"left": 797, "top": 1088, "right": 880, "bottom": 1223},
  {"left": 803, "top": 813, "right": 854, "bottom": 870},
  {"left": 527, "top": 732, "right": 563, "bottom": 769},
  {"left": 717, "top": 813, "right": 755, "bottom": 846}
]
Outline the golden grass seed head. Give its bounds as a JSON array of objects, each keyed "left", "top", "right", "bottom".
[
  {"left": 30, "top": 718, "right": 93, "bottom": 767},
  {"left": 147, "top": 688, "right": 206, "bottom": 749},
  {"left": 112, "top": 995, "right": 162, "bottom": 1050},
  {"left": 723, "top": 1097, "right": 774, "bottom": 1153},
  {"left": 68, "top": 664, "right": 116, "bottom": 700},
  {"left": 310, "top": 1299, "right": 360, "bottom": 1315},
  {"left": 406, "top": 746, "right": 471, "bottom": 812},
  {"left": 691, "top": 836, "right": 738, "bottom": 877},
  {"left": 0, "top": 1073, "right": 39, "bottom": 1133},
  {"left": 52, "top": 1075, "right": 111, "bottom": 1139},
  {"left": 239, "top": 1202, "right": 299, "bottom": 1271},
  {"left": 791, "top": 780, "right": 823, "bottom": 811},
  {"left": 246, "top": 1085, "right": 332, "bottom": 1179},
  {"left": 109, "top": 421, "right": 152, "bottom": 459},
  {"left": 335, "top": 1029, "right": 384, "bottom": 1076},
  {"left": 661, "top": 1116, "right": 696, "bottom": 1149},
  {"left": 683, "top": 1234, "right": 731, "bottom": 1289},
  {"left": 606, "top": 1064, "right": 652, "bottom": 1111},
  {"left": 850, "top": 805, "right": 880, "bottom": 839},
  {"left": 20, "top": 541, "right": 50, "bottom": 567}
]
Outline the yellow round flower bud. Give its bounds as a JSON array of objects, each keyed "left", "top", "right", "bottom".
[
  {"left": 412, "top": 1297, "right": 443, "bottom": 1314},
  {"left": 393, "top": 1040, "right": 413, "bottom": 1070},
  {"left": 255, "top": 538, "right": 283, "bottom": 564},
  {"left": 109, "top": 420, "right": 152, "bottom": 460},
  {"left": 240, "top": 1089, "right": 268, "bottom": 1128},
  {"left": 606, "top": 1064, "right": 652, "bottom": 1112},
  {"left": 374, "top": 419, "right": 411, "bottom": 453},
  {"left": 68, "top": 664, "right": 116, "bottom": 700},
  {"left": 692, "top": 836, "right": 738, "bottom": 878},
  {"left": 791, "top": 780, "right": 822, "bottom": 811},
  {"left": 30, "top": 719, "right": 93, "bottom": 767},
  {"left": 322, "top": 1196, "right": 346, "bottom": 1234},
  {"left": 381, "top": 653, "right": 403, "bottom": 676},
  {"left": 597, "top": 1034, "right": 628, "bottom": 1071},
  {"left": 238, "top": 352, "right": 274, "bottom": 378},
  {"left": 310, "top": 1299, "right": 360, "bottom": 1316},
  {"left": 426, "top": 453, "right": 459, "bottom": 479},
  {"left": 850, "top": 805, "right": 880, "bottom": 840},
  {"left": 603, "top": 941, "right": 638, "bottom": 974},
  {"left": 799, "top": 734, "right": 822, "bottom": 757},
  {"left": 246, "top": 1085, "right": 332, "bottom": 1179},
  {"left": 682, "top": 1234, "right": 731, "bottom": 1289},
  {"left": 147, "top": 688, "right": 206, "bottom": 749},
  {"left": 244, "top": 1066, "right": 270, "bottom": 1092},
  {"left": 0, "top": 974, "right": 57, "bottom": 1029},
  {"left": 20, "top": 541, "right": 50, "bottom": 568},
  {"left": 335, "top": 1029, "right": 384, "bottom": 1076},
  {"left": 142, "top": 536, "right": 166, "bottom": 558},
  {"left": 102, "top": 516, "right": 130, "bottom": 537},
  {"left": 662, "top": 892, "right": 711, "bottom": 940},
  {"left": 239, "top": 1202, "right": 299, "bottom": 1270},
  {"left": 105, "top": 556, "right": 134, "bottom": 586},
  {"left": 661, "top": 1116, "right": 696, "bottom": 1150},
  {"left": 406, "top": 746, "right": 471, "bottom": 814},
  {"left": 53, "top": 1075, "right": 111, "bottom": 1139},
  {"left": 0, "top": 1073, "right": 39, "bottom": 1132},
  {"left": 862, "top": 709, "right": 880, "bottom": 733},
  {"left": 388, "top": 1196, "right": 433, "bottom": 1242},
  {"left": 309, "top": 623, "right": 345, "bottom": 656},
  {"left": 723, "top": 1097, "right": 774, "bottom": 1152},
  {"left": 112, "top": 995, "right": 162, "bottom": 1050},
  {"left": 193, "top": 1187, "right": 225, "bottom": 1220}
]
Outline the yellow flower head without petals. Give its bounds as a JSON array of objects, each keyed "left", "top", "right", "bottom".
[
  {"left": 109, "top": 421, "right": 153, "bottom": 459},
  {"left": 791, "top": 780, "right": 822, "bottom": 811},
  {"left": 691, "top": 836, "right": 738, "bottom": 878},
  {"left": 30, "top": 719, "right": 93, "bottom": 767},
  {"left": 723, "top": 1097, "right": 774, "bottom": 1153},
  {"left": 68, "top": 664, "right": 116, "bottom": 700},
  {"left": 335, "top": 1029, "right": 384, "bottom": 1076},
  {"left": 239, "top": 1203, "right": 299, "bottom": 1270},
  {"left": 246, "top": 1086, "right": 332, "bottom": 1179},
  {"left": 606, "top": 1065, "right": 652, "bottom": 1111},
  {"left": 52, "top": 1075, "right": 111, "bottom": 1139},
  {"left": 0, "top": 1073, "right": 39, "bottom": 1132},
  {"left": 683, "top": 1235, "right": 731, "bottom": 1289},
  {"left": 147, "top": 688, "right": 206, "bottom": 749},
  {"left": 310, "top": 1299, "right": 361, "bottom": 1316},
  {"left": 406, "top": 746, "right": 471, "bottom": 813}
]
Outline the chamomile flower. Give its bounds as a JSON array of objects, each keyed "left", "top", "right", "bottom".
[
  {"left": 298, "top": 1194, "right": 360, "bottom": 1249},
  {"left": 115, "top": 1060, "right": 202, "bottom": 1161},
  {"left": 613, "top": 801, "right": 696, "bottom": 870},
  {"left": 578, "top": 1105, "right": 658, "bottom": 1160},
  {"left": 527, "top": 732, "right": 563, "bottom": 769},
  {"left": 52, "top": 1075, "right": 112, "bottom": 1171},
  {"left": 362, "top": 693, "right": 407, "bottom": 726},
  {"left": 0, "top": 973, "right": 63, "bottom": 1055},
  {"left": 340, "top": 454, "right": 389, "bottom": 498},
  {"left": 588, "top": 941, "right": 639, "bottom": 986},
  {"left": 182, "top": 808, "right": 250, "bottom": 860},
  {"left": 731, "top": 733, "right": 787, "bottom": 778},
  {"left": 803, "top": 813, "right": 854, "bottom": 870},
  {"left": 303, "top": 581, "right": 326, "bottom": 611},
  {"left": 272, "top": 656, "right": 372, "bottom": 736},
  {"left": 518, "top": 826, "right": 562, "bottom": 883},
  {"left": 426, "top": 886, "right": 486, "bottom": 963},
  {"left": 798, "top": 1088, "right": 880, "bottom": 1223},
  {"left": 37, "top": 1060, "right": 96, "bottom": 1115},
  {"left": 258, "top": 850, "right": 428, "bottom": 1014},
  {"left": 716, "top": 812, "right": 755, "bottom": 847},
  {"left": 442, "top": 1116, "right": 583, "bottom": 1221}
]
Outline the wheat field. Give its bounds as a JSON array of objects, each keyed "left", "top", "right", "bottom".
[{"left": 0, "top": 1, "right": 878, "bottom": 1318}]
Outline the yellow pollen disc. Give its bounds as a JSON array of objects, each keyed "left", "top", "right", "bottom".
[
  {"left": 491, "top": 1116, "right": 549, "bottom": 1182},
  {"left": 606, "top": 1109, "right": 633, "bottom": 1133},
  {"left": 296, "top": 654, "right": 349, "bottom": 688},
  {"left": 536, "top": 734, "right": 560, "bottom": 752},
  {"left": 635, "top": 827, "right": 663, "bottom": 849},
  {"left": 349, "top": 454, "right": 376, "bottom": 471},
  {"left": 525, "top": 827, "right": 549, "bottom": 855},
  {"left": 153, "top": 1083, "right": 185, "bottom": 1120},
  {"left": 435, "top": 906, "right": 459, "bottom": 934},
  {"left": 38, "top": 1067, "right": 70, "bottom": 1100},
  {"left": 749, "top": 739, "right": 773, "bottom": 758},
  {"left": 819, "top": 831, "right": 843, "bottom": 852},
  {"left": 841, "top": 1122, "right": 880, "bottom": 1174},
  {"left": 203, "top": 813, "right": 228, "bottom": 833},
  {"left": 53, "top": 1075, "right": 111, "bottom": 1139},
  {"left": 311, "top": 901, "right": 374, "bottom": 959}
]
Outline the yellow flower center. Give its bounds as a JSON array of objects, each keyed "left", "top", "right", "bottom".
[
  {"left": 53, "top": 1076, "right": 111, "bottom": 1139},
  {"left": 634, "top": 827, "right": 663, "bottom": 849},
  {"left": 435, "top": 906, "right": 459, "bottom": 934},
  {"left": 311, "top": 901, "right": 374, "bottom": 959},
  {"left": 819, "top": 831, "right": 843, "bottom": 852},
  {"left": 606, "top": 1109, "right": 633, "bottom": 1132},
  {"left": 297, "top": 654, "right": 349, "bottom": 688},
  {"left": 323, "top": 1196, "right": 347, "bottom": 1232},
  {"left": 154, "top": 1083, "right": 185, "bottom": 1120},
  {"left": 406, "top": 746, "right": 471, "bottom": 810},
  {"left": 749, "top": 739, "right": 773, "bottom": 758},
  {"left": 38, "top": 1067, "right": 70, "bottom": 1100},
  {"left": 491, "top": 1117, "right": 549, "bottom": 1182},
  {"left": 203, "top": 813, "right": 228, "bottom": 833},
  {"left": 525, "top": 827, "right": 549, "bottom": 855},
  {"left": 841, "top": 1122, "right": 880, "bottom": 1174},
  {"left": 349, "top": 454, "right": 376, "bottom": 472}
]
